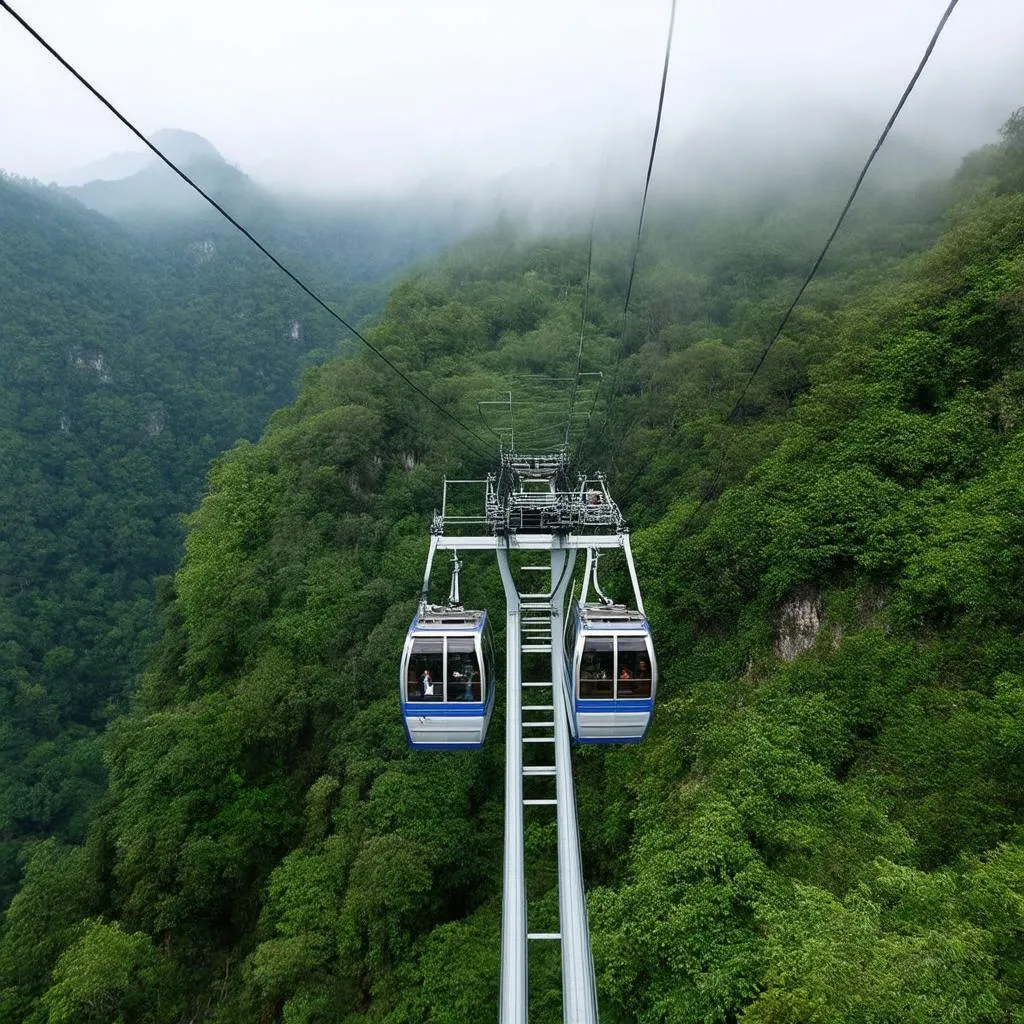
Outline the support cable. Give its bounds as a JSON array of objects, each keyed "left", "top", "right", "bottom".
[
  {"left": 721, "top": 0, "right": 961, "bottom": 425},
  {"left": 0, "top": 0, "right": 495, "bottom": 462},
  {"left": 676, "top": 0, "right": 962, "bottom": 533},
  {"left": 577, "top": 0, "right": 677, "bottom": 467},
  {"left": 621, "top": 0, "right": 677, "bottom": 328}
]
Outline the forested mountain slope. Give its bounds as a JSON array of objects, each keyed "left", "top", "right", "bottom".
[
  {"left": 0, "top": 172, "right": 344, "bottom": 891},
  {"left": 2, "top": 115, "right": 1023, "bottom": 1022},
  {"left": 0, "top": 170, "right": 455, "bottom": 904}
]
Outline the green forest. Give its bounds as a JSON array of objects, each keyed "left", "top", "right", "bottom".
[
  {"left": 0, "top": 170, "right": 454, "bottom": 899},
  {"left": 1, "top": 111, "right": 1023, "bottom": 1022}
]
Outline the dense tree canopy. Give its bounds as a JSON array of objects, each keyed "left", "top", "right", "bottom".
[
  {"left": 0, "top": 171, "right": 458, "bottom": 904},
  {"left": 2, "top": 112, "right": 1024, "bottom": 1021}
]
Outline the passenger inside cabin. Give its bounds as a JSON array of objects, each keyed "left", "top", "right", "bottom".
[
  {"left": 408, "top": 640, "right": 444, "bottom": 701},
  {"left": 450, "top": 666, "right": 473, "bottom": 700},
  {"left": 448, "top": 645, "right": 482, "bottom": 701},
  {"left": 580, "top": 641, "right": 614, "bottom": 698},
  {"left": 617, "top": 639, "right": 652, "bottom": 699}
]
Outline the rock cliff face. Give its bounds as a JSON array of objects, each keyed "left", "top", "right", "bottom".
[{"left": 774, "top": 584, "right": 822, "bottom": 660}]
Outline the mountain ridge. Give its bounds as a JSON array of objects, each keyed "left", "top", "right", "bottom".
[
  {"left": 53, "top": 128, "right": 227, "bottom": 187},
  {"left": 61, "top": 129, "right": 243, "bottom": 219}
]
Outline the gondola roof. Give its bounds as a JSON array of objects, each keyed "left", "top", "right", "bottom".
[
  {"left": 411, "top": 605, "right": 487, "bottom": 630},
  {"left": 577, "top": 602, "right": 648, "bottom": 626}
]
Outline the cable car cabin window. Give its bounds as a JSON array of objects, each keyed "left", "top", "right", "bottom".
[
  {"left": 580, "top": 636, "right": 614, "bottom": 699},
  {"left": 408, "top": 638, "right": 444, "bottom": 702},
  {"left": 447, "top": 637, "right": 482, "bottom": 702},
  {"left": 616, "top": 636, "right": 652, "bottom": 698}
]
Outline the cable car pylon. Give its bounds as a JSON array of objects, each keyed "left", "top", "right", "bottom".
[
  {"left": 497, "top": 542, "right": 597, "bottom": 1023},
  {"left": 549, "top": 547, "right": 599, "bottom": 1022},
  {"left": 406, "top": 452, "right": 652, "bottom": 1021}
]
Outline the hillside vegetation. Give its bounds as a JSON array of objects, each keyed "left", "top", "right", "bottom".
[
  {"left": 0, "top": 169, "right": 457, "bottom": 903},
  {"left": 2, "top": 114, "right": 1023, "bottom": 1022}
]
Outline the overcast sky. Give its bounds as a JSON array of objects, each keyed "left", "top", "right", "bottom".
[{"left": 0, "top": 0, "right": 1022, "bottom": 194}]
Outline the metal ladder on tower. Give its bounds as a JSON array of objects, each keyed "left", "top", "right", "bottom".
[
  {"left": 520, "top": 574, "right": 557, "bottom": 813},
  {"left": 497, "top": 547, "right": 599, "bottom": 1024}
]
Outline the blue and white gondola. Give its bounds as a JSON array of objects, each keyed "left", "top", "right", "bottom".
[
  {"left": 564, "top": 601, "right": 656, "bottom": 743},
  {"left": 400, "top": 606, "right": 496, "bottom": 750}
]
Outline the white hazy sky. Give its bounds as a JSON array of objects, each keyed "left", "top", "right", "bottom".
[{"left": 0, "top": 0, "right": 1022, "bottom": 193}]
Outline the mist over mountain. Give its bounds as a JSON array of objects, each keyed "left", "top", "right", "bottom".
[
  {"left": 48, "top": 106, "right": 977, "bottom": 241},
  {"left": 144, "top": 128, "right": 224, "bottom": 165},
  {"left": 52, "top": 149, "right": 151, "bottom": 188},
  {"left": 54, "top": 128, "right": 228, "bottom": 188},
  {"left": 60, "top": 129, "right": 247, "bottom": 219},
  {"left": 40, "top": 128, "right": 482, "bottom": 312}
]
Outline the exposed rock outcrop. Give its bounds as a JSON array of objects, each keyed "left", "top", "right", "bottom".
[{"left": 774, "top": 584, "right": 822, "bottom": 661}]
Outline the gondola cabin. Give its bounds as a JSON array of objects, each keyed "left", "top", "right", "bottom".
[
  {"left": 400, "top": 607, "right": 496, "bottom": 749},
  {"left": 564, "top": 602, "right": 656, "bottom": 743}
]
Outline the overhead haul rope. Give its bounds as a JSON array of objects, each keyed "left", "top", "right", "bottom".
[
  {"left": 721, "top": 0, "right": 962, "bottom": 426},
  {"left": 576, "top": 0, "right": 677, "bottom": 468},
  {"left": 0, "top": 0, "right": 496, "bottom": 463},
  {"left": 676, "top": 0, "right": 962, "bottom": 532}
]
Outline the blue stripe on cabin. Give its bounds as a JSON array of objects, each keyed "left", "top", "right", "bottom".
[
  {"left": 576, "top": 698, "right": 653, "bottom": 712},
  {"left": 401, "top": 703, "right": 488, "bottom": 717}
]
